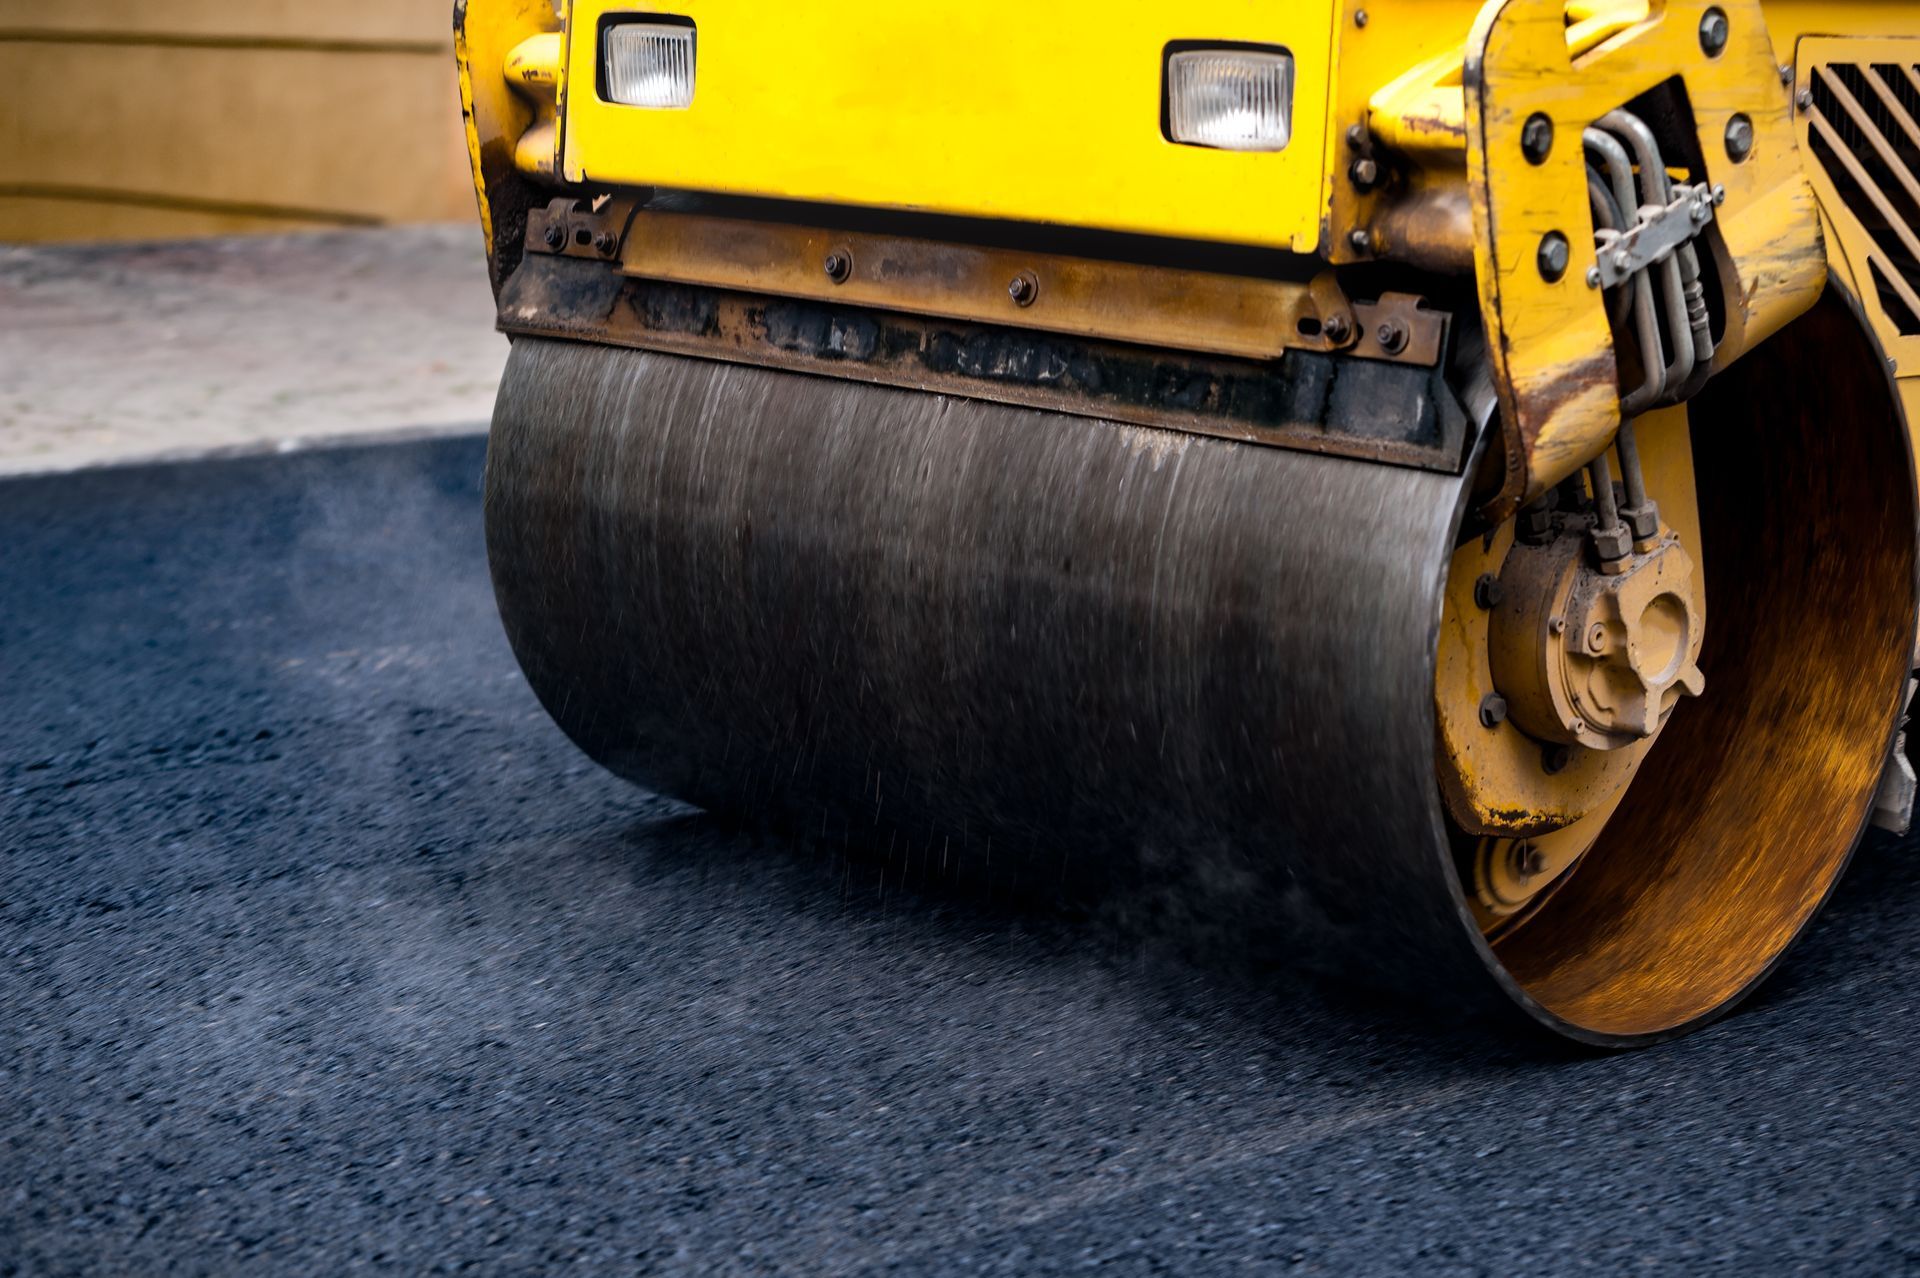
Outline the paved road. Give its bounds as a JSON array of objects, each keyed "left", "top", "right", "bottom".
[{"left": 2, "top": 438, "right": 1915, "bottom": 1275}]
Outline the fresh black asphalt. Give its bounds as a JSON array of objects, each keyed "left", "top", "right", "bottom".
[{"left": 2, "top": 436, "right": 1915, "bottom": 1274}]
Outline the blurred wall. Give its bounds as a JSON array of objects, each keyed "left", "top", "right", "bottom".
[{"left": 0, "top": 1, "right": 477, "bottom": 242}]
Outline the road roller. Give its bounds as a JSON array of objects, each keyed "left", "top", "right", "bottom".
[{"left": 456, "top": 0, "right": 1920, "bottom": 1043}]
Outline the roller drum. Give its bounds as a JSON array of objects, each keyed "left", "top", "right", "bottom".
[{"left": 485, "top": 337, "right": 1508, "bottom": 1013}]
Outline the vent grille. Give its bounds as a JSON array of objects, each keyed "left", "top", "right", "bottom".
[{"left": 1806, "top": 60, "right": 1920, "bottom": 335}]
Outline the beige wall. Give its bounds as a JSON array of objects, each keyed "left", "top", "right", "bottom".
[{"left": 0, "top": 1, "right": 478, "bottom": 241}]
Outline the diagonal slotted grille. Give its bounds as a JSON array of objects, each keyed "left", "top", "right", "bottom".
[{"left": 1806, "top": 60, "right": 1920, "bottom": 334}]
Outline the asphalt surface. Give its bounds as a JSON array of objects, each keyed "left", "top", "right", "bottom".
[{"left": 2, "top": 436, "right": 1915, "bottom": 1275}]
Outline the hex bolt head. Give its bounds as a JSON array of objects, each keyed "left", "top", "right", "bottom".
[
  {"left": 1353, "top": 8, "right": 1368, "bottom": 27},
  {"left": 593, "top": 231, "right": 618, "bottom": 257},
  {"left": 1375, "top": 317, "right": 1409, "bottom": 355},
  {"left": 1479, "top": 693, "right": 1509, "bottom": 729},
  {"left": 1521, "top": 112, "right": 1554, "bottom": 165},
  {"left": 1348, "top": 227, "right": 1373, "bottom": 254},
  {"left": 1699, "top": 7, "right": 1729, "bottom": 56},
  {"left": 1322, "top": 312, "right": 1352, "bottom": 344},
  {"left": 1008, "top": 272, "right": 1039, "bottom": 307},
  {"left": 824, "top": 251, "right": 852, "bottom": 284},
  {"left": 1797, "top": 88, "right": 1814, "bottom": 111},
  {"left": 1349, "top": 157, "right": 1380, "bottom": 189},
  {"left": 1725, "top": 113, "right": 1755, "bottom": 162},
  {"left": 542, "top": 223, "right": 566, "bottom": 250},
  {"left": 1473, "top": 573, "right": 1504, "bottom": 611},
  {"left": 1537, "top": 231, "right": 1571, "bottom": 283}
]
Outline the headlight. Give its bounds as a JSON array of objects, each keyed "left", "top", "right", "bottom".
[
  {"left": 602, "top": 20, "right": 696, "bottom": 110},
  {"left": 1164, "top": 46, "right": 1294, "bottom": 152}
]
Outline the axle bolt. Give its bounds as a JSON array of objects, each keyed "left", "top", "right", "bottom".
[
  {"left": 1537, "top": 231, "right": 1571, "bottom": 282},
  {"left": 542, "top": 223, "right": 566, "bottom": 250},
  {"left": 1375, "top": 317, "right": 1409, "bottom": 355},
  {"left": 824, "top": 251, "right": 852, "bottom": 284},
  {"left": 1479, "top": 693, "right": 1509, "bottom": 729},
  {"left": 1699, "top": 7, "right": 1729, "bottom": 56},
  {"left": 1473, "top": 573, "right": 1504, "bottom": 610},
  {"left": 1521, "top": 113, "right": 1553, "bottom": 165},
  {"left": 1008, "top": 272, "right": 1039, "bottom": 307},
  {"left": 1725, "top": 113, "right": 1755, "bottom": 162}
]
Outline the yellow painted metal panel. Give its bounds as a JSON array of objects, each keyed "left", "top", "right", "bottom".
[{"left": 561, "top": 0, "right": 1337, "bottom": 252}]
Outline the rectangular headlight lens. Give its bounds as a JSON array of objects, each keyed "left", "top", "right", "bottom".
[
  {"left": 603, "top": 21, "right": 696, "bottom": 109},
  {"left": 1164, "top": 47, "right": 1293, "bottom": 152}
]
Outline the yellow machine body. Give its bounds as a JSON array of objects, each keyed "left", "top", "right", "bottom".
[
  {"left": 459, "top": 0, "right": 1920, "bottom": 512},
  {"left": 456, "top": 0, "right": 1920, "bottom": 1043}
]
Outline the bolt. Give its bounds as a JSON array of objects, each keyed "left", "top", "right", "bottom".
[
  {"left": 1612, "top": 248, "right": 1633, "bottom": 272},
  {"left": 1797, "top": 88, "right": 1813, "bottom": 111},
  {"left": 1538, "top": 231, "right": 1571, "bottom": 283},
  {"left": 1322, "top": 312, "right": 1352, "bottom": 344},
  {"left": 1521, "top": 113, "right": 1554, "bottom": 165},
  {"left": 1725, "top": 113, "right": 1754, "bottom": 163},
  {"left": 1375, "top": 317, "right": 1409, "bottom": 355},
  {"left": 1008, "top": 272, "right": 1039, "bottom": 307},
  {"left": 1549, "top": 615, "right": 1566, "bottom": 636},
  {"left": 542, "top": 223, "right": 566, "bottom": 250},
  {"left": 1346, "top": 124, "right": 1367, "bottom": 151},
  {"left": 1586, "top": 265, "right": 1602, "bottom": 289},
  {"left": 1354, "top": 8, "right": 1368, "bottom": 28},
  {"left": 824, "top": 251, "right": 852, "bottom": 284},
  {"left": 1712, "top": 183, "right": 1726, "bottom": 205},
  {"left": 1348, "top": 227, "right": 1373, "bottom": 254},
  {"left": 593, "top": 231, "right": 618, "bottom": 257},
  {"left": 1473, "top": 573, "right": 1504, "bottom": 610},
  {"left": 1479, "top": 693, "right": 1508, "bottom": 729},
  {"left": 1349, "top": 157, "right": 1380, "bottom": 189},
  {"left": 1699, "top": 7, "right": 1729, "bottom": 56},
  {"left": 1587, "top": 622, "right": 1608, "bottom": 653},
  {"left": 1541, "top": 743, "right": 1573, "bottom": 775},
  {"left": 1779, "top": 63, "right": 1794, "bottom": 86}
]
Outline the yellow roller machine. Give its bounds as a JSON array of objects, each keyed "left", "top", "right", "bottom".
[{"left": 456, "top": 0, "right": 1920, "bottom": 1043}]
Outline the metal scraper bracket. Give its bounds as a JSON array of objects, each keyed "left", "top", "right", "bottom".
[
  {"left": 497, "top": 250, "right": 1475, "bottom": 473},
  {"left": 1589, "top": 181, "right": 1724, "bottom": 291}
]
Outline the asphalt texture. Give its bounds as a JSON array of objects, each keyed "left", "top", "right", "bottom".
[{"left": 2, "top": 436, "right": 1915, "bottom": 1275}]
